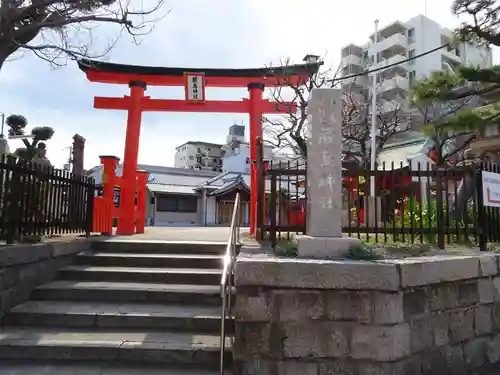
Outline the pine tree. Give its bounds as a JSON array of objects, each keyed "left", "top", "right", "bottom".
[
  {"left": 411, "top": 66, "right": 500, "bottom": 138},
  {"left": 411, "top": 0, "right": 500, "bottom": 155},
  {"left": 452, "top": 0, "right": 500, "bottom": 47},
  {"left": 410, "top": 0, "right": 500, "bottom": 226},
  {"left": 6, "top": 114, "right": 54, "bottom": 163}
]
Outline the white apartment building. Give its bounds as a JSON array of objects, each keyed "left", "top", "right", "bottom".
[
  {"left": 174, "top": 141, "right": 224, "bottom": 172},
  {"left": 222, "top": 142, "right": 276, "bottom": 173},
  {"left": 175, "top": 124, "right": 296, "bottom": 174},
  {"left": 340, "top": 14, "right": 493, "bottom": 114}
]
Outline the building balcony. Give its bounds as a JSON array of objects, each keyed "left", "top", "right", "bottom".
[
  {"left": 341, "top": 54, "right": 364, "bottom": 69},
  {"left": 372, "top": 33, "right": 408, "bottom": 55},
  {"left": 341, "top": 75, "right": 368, "bottom": 88},
  {"left": 341, "top": 44, "right": 364, "bottom": 58},
  {"left": 367, "top": 99, "right": 403, "bottom": 116},
  {"left": 378, "top": 99, "right": 402, "bottom": 114},
  {"left": 378, "top": 75, "right": 409, "bottom": 100},
  {"left": 441, "top": 51, "right": 462, "bottom": 67},
  {"left": 373, "top": 54, "right": 407, "bottom": 72}
]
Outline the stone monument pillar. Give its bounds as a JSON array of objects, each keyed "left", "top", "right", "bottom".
[
  {"left": 297, "top": 88, "right": 360, "bottom": 258},
  {"left": 72, "top": 134, "right": 85, "bottom": 176}
]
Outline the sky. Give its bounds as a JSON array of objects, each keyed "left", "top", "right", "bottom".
[{"left": 0, "top": 0, "right": 498, "bottom": 170}]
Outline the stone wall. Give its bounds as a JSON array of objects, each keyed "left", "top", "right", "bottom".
[
  {"left": 0, "top": 239, "right": 91, "bottom": 316},
  {"left": 234, "top": 254, "right": 500, "bottom": 375}
]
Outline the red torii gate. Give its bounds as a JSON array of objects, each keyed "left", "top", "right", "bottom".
[{"left": 78, "top": 58, "right": 321, "bottom": 235}]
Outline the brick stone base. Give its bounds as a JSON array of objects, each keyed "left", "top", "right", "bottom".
[{"left": 234, "top": 253, "right": 500, "bottom": 375}]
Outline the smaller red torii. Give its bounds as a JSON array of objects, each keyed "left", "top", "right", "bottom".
[{"left": 78, "top": 58, "right": 322, "bottom": 235}]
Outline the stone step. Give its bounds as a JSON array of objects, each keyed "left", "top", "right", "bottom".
[
  {"left": 0, "top": 360, "right": 229, "bottom": 375},
  {"left": 32, "top": 281, "right": 222, "bottom": 305},
  {"left": 57, "top": 266, "right": 222, "bottom": 285},
  {"left": 76, "top": 252, "right": 224, "bottom": 269},
  {"left": 91, "top": 240, "right": 231, "bottom": 255},
  {"left": 0, "top": 327, "right": 231, "bottom": 369},
  {"left": 3, "top": 300, "right": 233, "bottom": 333}
]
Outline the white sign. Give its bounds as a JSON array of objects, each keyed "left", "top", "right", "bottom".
[
  {"left": 184, "top": 73, "right": 205, "bottom": 102},
  {"left": 482, "top": 171, "right": 500, "bottom": 207}
]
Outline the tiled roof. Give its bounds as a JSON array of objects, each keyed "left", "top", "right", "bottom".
[
  {"left": 200, "top": 172, "right": 250, "bottom": 188},
  {"left": 147, "top": 184, "right": 197, "bottom": 195},
  {"left": 209, "top": 177, "right": 250, "bottom": 196},
  {"left": 147, "top": 172, "right": 211, "bottom": 187},
  {"left": 137, "top": 164, "right": 218, "bottom": 177}
]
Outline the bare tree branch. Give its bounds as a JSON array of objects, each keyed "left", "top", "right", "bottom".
[
  {"left": 452, "top": 0, "right": 500, "bottom": 46},
  {"left": 263, "top": 57, "right": 414, "bottom": 166},
  {"left": 412, "top": 94, "right": 480, "bottom": 165},
  {"left": 0, "top": 0, "right": 168, "bottom": 69}
]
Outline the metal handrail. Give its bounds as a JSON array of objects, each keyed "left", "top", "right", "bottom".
[{"left": 219, "top": 193, "right": 240, "bottom": 375}]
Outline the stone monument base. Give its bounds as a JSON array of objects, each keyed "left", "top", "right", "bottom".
[{"left": 296, "top": 235, "right": 361, "bottom": 259}]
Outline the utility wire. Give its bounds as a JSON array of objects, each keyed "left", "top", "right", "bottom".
[{"left": 334, "top": 43, "right": 449, "bottom": 82}]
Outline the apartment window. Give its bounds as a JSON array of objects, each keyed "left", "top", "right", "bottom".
[
  {"left": 156, "top": 195, "right": 197, "bottom": 213},
  {"left": 189, "top": 156, "right": 194, "bottom": 160},
  {"left": 409, "top": 70, "right": 416, "bottom": 85},
  {"left": 408, "top": 28, "right": 415, "bottom": 41},
  {"left": 246, "top": 157, "right": 250, "bottom": 164},
  {"left": 408, "top": 49, "right": 415, "bottom": 64},
  {"left": 455, "top": 47, "right": 461, "bottom": 57},
  {"left": 213, "top": 158, "right": 218, "bottom": 163}
]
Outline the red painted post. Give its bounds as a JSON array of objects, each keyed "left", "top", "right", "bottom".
[
  {"left": 247, "top": 83, "right": 265, "bottom": 235},
  {"left": 117, "top": 80, "right": 146, "bottom": 235},
  {"left": 100, "top": 155, "right": 120, "bottom": 235},
  {"left": 136, "top": 170, "right": 148, "bottom": 234}
]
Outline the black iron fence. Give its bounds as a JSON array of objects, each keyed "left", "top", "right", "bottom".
[
  {"left": 0, "top": 155, "right": 95, "bottom": 244},
  {"left": 257, "top": 157, "right": 500, "bottom": 250}
]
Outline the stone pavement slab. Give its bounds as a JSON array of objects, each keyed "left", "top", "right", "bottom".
[
  {"left": 9, "top": 300, "right": 222, "bottom": 318},
  {"left": 0, "top": 361, "right": 225, "bottom": 375},
  {"left": 36, "top": 280, "right": 221, "bottom": 293},
  {"left": 0, "top": 327, "right": 227, "bottom": 348}
]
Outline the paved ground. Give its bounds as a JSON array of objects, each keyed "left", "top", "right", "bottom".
[
  {"left": 0, "top": 226, "right": 256, "bottom": 247},
  {"left": 103, "top": 227, "right": 262, "bottom": 250},
  {"left": 111, "top": 226, "right": 248, "bottom": 242}
]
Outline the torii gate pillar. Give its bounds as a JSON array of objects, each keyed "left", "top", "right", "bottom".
[
  {"left": 116, "top": 80, "right": 146, "bottom": 235},
  {"left": 248, "top": 82, "right": 265, "bottom": 235}
]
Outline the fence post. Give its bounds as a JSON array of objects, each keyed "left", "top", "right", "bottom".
[
  {"left": 436, "top": 170, "right": 445, "bottom": 249},
  {"left": 86, "top": 177, "right": 95, "bottom": 237},
  {"left": 270, "top": 172, "right": 277, "bottom": 249},
  {"left": 476, "top": 163, "right": 487, "bottom": 251}
]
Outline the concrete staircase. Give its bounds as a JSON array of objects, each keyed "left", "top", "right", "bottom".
[{"left": 0, "top": 240, "right": 233, "bottom": 374}]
